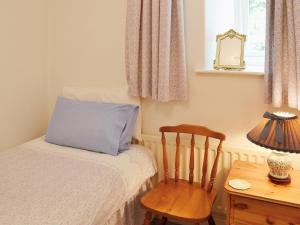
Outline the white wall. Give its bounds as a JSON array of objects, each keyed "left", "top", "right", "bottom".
[
  {"left": 47, "top": 0, "right": 127, "bottom": 115},
  {"left": 0, "top": 0, "right": 48, "bottom": 150},
  {"left": 47, "top": 0, "right": 299, "bottom": 151}
]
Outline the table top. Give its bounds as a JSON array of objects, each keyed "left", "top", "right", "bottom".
[{"left": 224, "top": 160, "right": 300, "bottom": 208}]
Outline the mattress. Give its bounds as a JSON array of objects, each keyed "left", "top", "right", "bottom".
[{"left": 0, "top": 137, "right": 157, "bottom": 225}]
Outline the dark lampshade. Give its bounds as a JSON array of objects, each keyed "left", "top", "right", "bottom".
[{"left": 247, "top": 112, "right": 300, "bottom": 153}]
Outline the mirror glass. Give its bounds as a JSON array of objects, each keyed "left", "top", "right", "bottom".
[{"left": 214, "top": 29, "right": 246, "bottom": 70}]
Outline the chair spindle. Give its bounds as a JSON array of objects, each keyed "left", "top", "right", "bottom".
[
  {"left": 162, "top": 132, "right": 169, "bottom": 183},
  {"left": 159, "top": 125, "right": 225, "bottom": 191},
  {"left": 201, "top": 137, "right": 209, "bottom": 188},
  {"left": 207, "top": 140, "right": 223, "bottom": 192},
  {"left": 189, "top": 134, "right": 195, "bottom": 184},
  {"left": 144, "top": 125, "right": 225, "bottom": 225},
  {"left": 175, "top": 133, "right": 180, "bottom": 182}
]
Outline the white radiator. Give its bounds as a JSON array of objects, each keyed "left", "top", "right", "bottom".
[{"left": 142, "top": 134, "right": 271, "bottom": 215}]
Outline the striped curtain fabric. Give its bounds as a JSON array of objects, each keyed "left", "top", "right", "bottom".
[
  {"left": 125, "top": 0, "right": 188, "bottom": 102},
  {"left": 265, "top": 0, "right": 300, "bottom": 109}
]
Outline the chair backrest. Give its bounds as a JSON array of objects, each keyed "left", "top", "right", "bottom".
[{"left": 160, "top": 124, "right": 226, "bottom": 192}]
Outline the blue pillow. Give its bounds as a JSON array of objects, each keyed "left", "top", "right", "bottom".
[
  {"left": 119, "top": 106, "right": 139, "bottom": 152},
  {"left": 45, "top": 97, "right": 139, "bottom": 155}
]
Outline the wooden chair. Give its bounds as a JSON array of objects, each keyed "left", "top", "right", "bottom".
[{"left": 140, "top": 124, "right": 226, "bottom": 225}]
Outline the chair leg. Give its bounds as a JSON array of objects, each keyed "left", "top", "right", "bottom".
[
  {"left": 158, "top": 216, "right": 168, "bottom": 225},
  {"left": 143, "top": 211, "right": 152, "bottom": 225},
  {"left": 208, "top": 215, "right": 216, "bottom": 225}
]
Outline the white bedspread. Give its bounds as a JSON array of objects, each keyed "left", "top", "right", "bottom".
[{"left": 0, "top": 138, "right": 157, "bottom": 225}]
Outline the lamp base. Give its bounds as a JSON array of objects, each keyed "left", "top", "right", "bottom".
[
  {"left": 267, "top": 151, "right": 292, "bottom": 185},
  {"left": 268, "top": 173, "right": 291, "bottom": 185}
]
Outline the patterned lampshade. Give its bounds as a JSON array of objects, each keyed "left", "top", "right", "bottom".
[{"left": 247, "top": 112, "right": 300, "bottom": 153}]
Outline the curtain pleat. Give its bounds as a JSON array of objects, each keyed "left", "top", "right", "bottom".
[
  {"left": 126, "top": 0, "right": 188, "bottom": 102},
  {"left": 265, "top": 0, "right": 300, "bottom": 109}
]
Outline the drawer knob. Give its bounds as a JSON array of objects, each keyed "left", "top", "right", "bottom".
[
  {"left": 233, "top": 203, "right": 248, "bottom": 210},
  {"left": 266, "top": 217, "right": 275, "bottom": 225}
]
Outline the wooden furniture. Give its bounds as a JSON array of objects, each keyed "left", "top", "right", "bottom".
[
  {"left": 151, "top": 218, "right": 180, "bottom": 225},
  {"left": 224, "top": 160, "right": 300, "bottom": 225},
  {"left": 141, "top": 124, "right": 226, "bottom": 225}
]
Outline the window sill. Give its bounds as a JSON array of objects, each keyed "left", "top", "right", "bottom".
[{"left": 194, "top": 68, "right": 264, "bottom": 77}]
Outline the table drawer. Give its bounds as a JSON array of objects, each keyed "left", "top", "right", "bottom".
[{"left": 230, "top": 196, "right": 300, "bottom": 225}]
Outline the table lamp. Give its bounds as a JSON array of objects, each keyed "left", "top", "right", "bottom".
[{"left": 247, "top": 112, "right": 300, "bottom": 184}]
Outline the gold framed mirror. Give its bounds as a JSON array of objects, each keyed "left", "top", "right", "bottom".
[{"left": 213, "top": 29, "right": 246, "bottom": 70}]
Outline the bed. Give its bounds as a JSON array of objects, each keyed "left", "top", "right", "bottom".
[
  {"left": 0, "top": 137, "right": 156, "bottom": 225},
  {"left": 0, "top": 87, "right": 157, "bottom": 225}
]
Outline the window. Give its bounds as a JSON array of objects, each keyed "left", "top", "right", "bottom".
[{"left": 205, "top": 0, "right": 266, "bottom": 71}]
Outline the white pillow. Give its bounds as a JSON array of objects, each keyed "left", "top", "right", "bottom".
[{"left": 62, "top": 86, "right": 142, "bottom": 141}]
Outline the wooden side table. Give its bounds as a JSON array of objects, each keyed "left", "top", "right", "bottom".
[{"left": 224, "top": 160, "right": 300, "bottom": 225}]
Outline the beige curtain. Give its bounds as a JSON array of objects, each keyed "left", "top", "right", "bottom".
[
  {"left": 265, "top": 0, "right": 300, "bottom": 109},
  {"left": 125, "top": 0, "right": 187, "bottom": 102}
]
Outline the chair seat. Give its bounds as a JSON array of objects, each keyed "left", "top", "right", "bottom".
[{"left": 141, "top": 179, "right": 217, "bottom": 223}]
